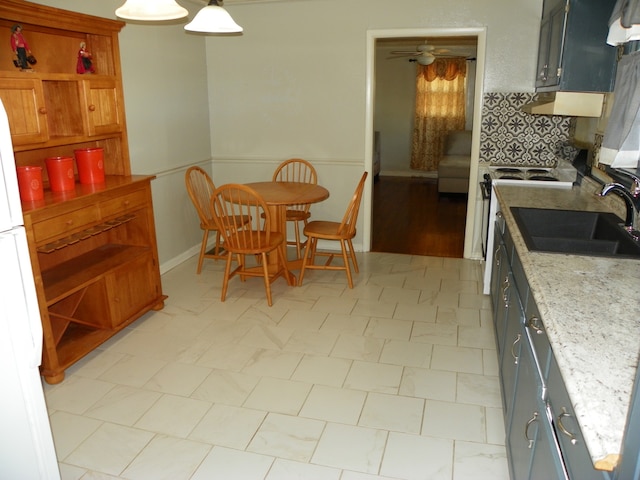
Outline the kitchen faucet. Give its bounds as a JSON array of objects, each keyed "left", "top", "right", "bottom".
[{"left": 598, "top": 169, "right": 640, "bottom": 232}]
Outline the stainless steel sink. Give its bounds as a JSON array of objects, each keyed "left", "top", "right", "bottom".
[{"left": 510, "top": 207, "right": 640, "bottom": 258}]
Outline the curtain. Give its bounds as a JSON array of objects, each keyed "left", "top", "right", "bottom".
[
  {"left": 602, "top": 0, "right": 640, "bottom": 168},
  {"left": 411, "top": 58, "right": 466, "bottom": 171}
]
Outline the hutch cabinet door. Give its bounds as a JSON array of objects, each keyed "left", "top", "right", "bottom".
[
  {"left": 0, "top": 78, "right": 48, "bottom": 145},
  {"left": 82, "top": 78, "right": 122, "bottom": 136}
]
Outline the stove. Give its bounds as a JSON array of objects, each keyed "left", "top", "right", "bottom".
[{"left": 488, "top": 164, "right": 577, "bottom": 187}]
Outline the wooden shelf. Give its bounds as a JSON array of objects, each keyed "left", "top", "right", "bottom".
[{"left": 42, "top": 243, "right": 150, "bottom": 305}]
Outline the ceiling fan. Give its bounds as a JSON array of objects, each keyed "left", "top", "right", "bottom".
[{"left": 388, "top": 44, "right": 466, "bottom": 65}]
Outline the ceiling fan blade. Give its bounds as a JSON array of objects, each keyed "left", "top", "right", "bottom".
[{"left": 390, "top": 51, "right": 421, "bottom": 56}]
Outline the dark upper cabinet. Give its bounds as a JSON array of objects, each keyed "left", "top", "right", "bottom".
[{"left": 535, "top": 0, "right": 618, "bottom": 92}]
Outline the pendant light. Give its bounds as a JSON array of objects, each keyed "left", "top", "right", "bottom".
[
  {"left": 116, "top": 0, "right": 188, "bottom": 21},
  {"left": 185, "top": 0, "right": 243, "bottom": 33}
]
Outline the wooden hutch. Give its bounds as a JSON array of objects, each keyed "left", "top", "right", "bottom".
[{"left": 0, "top": 0, "right": 166, "bottom": 384}]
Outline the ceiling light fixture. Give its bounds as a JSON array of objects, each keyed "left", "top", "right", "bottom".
[
  {"left": 115, "top": 0, "right": 189, "bottom": 21},
  {"left": 416, "top": 54, "right": 436, "bottom": 65},
  {"left": 185, "top": 0, "right": 243, "bottom": 33}
]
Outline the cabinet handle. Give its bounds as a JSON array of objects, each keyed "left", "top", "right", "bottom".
[
  {"left": 511, "top": 333, "right": 521, "bottom": 365},
  {"left": 524, "top": 411, "right": 539, "bottom": 448},
  {"left": 494, "top": 247, "right": 501, "bottom": 266},
  {"left": 38, "top": 107, "right": 47, "bottom": 115},
  {"left": 557, "top": 408, "right": 578, "bottom": 445},
  {"left": 89, "top": 104, "right": 96, "bottom": 112},
  {"left": 527, "top": 316, "right": 544, "bottom": 335},
  {"left": 502, "top": 276, "right": 510, "bottom": 307},
  {"left": 539, "top": 65, "right": 548, "bottom": 81}
]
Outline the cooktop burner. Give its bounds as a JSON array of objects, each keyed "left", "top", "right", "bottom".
[{"left": 528, "top": 175, "right": 558, "bottom": 181}]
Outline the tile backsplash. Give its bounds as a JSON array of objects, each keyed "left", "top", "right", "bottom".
[{"left": 479, "top": 92, "right": 572, "bottom": 167}]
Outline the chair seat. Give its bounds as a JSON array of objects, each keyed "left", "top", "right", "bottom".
[
  {"left": 303, "top": 220, "right": 355, "bottom": 240},
  {"left": 226, "top": 231, "right": 284, "bottom": 255},
  {"left": 286, "top": 209, "right": 311, "bottom": 221}
]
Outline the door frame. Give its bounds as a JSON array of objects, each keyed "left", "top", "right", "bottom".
[{"left": 364, "top": 27, "right": 487, "bottom": 259}]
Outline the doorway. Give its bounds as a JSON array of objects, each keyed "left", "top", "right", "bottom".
[{"left": 363, "top": 28, "right": 486, "bottom": 259}]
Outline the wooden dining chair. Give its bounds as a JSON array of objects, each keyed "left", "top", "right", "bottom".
[
  {"left": 272, "top": 158, "right": 318, "bottom": 258},
  {"left": 185, "top": 166, "right": 226, "bottom": 274},
  {"left": 298, "top": 171, "right": 368, "bottom": 289},
  {"left": 211, "top": 184, "right": 290, "bottom": 306}
]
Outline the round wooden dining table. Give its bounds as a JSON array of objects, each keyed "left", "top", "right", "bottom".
[{"left": 245, "top": 181, "right": 329, "bottom": 284}]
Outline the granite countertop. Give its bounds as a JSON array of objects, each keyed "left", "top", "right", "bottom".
[{"left": 494, "top": 180, "right": 640, "bottom": 471}]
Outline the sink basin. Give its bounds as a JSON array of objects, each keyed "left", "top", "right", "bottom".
[{"left": 510, "top": 207, "right": 640, "bottom": 258}]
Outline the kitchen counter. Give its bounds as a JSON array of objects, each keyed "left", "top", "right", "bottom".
[{"left": 494, "top": 180, "right": 640, "bottom": 471}]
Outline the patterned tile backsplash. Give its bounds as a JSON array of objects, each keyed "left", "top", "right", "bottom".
[{"left": 479, "top": 92, "right": 573, "bottom": 167}]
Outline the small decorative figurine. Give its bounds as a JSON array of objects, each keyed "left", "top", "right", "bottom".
[
  {"left": 76, "top": 42, "right": 95, "bottom": 74},
  {"left": 10, "top": 24, "right": 35, "bottom": 70}
]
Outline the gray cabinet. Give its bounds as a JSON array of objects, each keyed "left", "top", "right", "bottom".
[
  {"left": 535, "top": 0, "right": 617, "bottom": 92},
  {"left": 547, "top": 357, "right": 613, "bottom": 480},
  {"left": 508, "top": 330, "right": 568, "bottom": 480},
  {"left": 492, "top": 213, "right": 615, "bottom": 479}
]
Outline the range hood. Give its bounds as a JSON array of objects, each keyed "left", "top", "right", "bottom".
[{"left": 521, "top": 92, "right": 605, "bottom": 117}]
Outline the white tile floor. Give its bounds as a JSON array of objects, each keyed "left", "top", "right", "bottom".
[{"left": 44, "top": 252, "right": 509, "bottom": 480}]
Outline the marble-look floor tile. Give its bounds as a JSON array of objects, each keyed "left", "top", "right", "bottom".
[
  {"left": 243, "top": 377, "right": 312, "bottom": 414},
  {"left": 312, "top": 423, "right": 387, "bottom": 474},
  {"left": 456, "top": 372, "right": 502, "bottom": 408},
  {"left": 83, "top": 385, "right": 161, "bottom": 426},
  {"left": 291, "top": 354, "right": 352, "bottom": 387},
  {"left": 189, "top": 404, "right": 266, "bottom": 449},
  {"left": 266, "top": 458, "right": 341, "bottom": 480},
  {"left": 191, "top": 446, "right": 274, "bottom": 480},
  {"left": 399, "top": 367, "right": 457, "bottom": 402},
  {"left": 48, "top": 412, "right": 102, "bottom": 460},
  {"left": 134, "top": 394, "right": 210, "bottom": 437},
  {"left": 343, "top": 360, "right": 403, "bottom": 394},
  {"left": 431, "top": 345, "right": 484, "bottom": 374},
  {"left": 190, "top": 369, "right": 259, "bottom": 406},
  {"left": 422, "top": 400, "right": 486, "bottom": 442},
  {"left": 144, "top": 362, "right": 212, "bottom": 396},
  {"left": 453, "top": 441, "right": 509, "bottom": 480},
  {"left": 359, "top": 392, "right": 424, "bottom": 434},
  {"left": 331, "top": 334, "right": 384, "bottom": 362},
  {"left": 411, "top": 322, "right": 458, "bottom": 346},
  {"left": 64, "top": 422, "right": 154, "bottom": 476},
  {"left": 120, "top": 435, "right": 211, "bottom": 480},
  {"left": 379, "top": 339, "right": 432, "bottom": 368},
  {"left": 380, "top": 431, "right": 453, "bottom": 480},
  {"left": 247, "top": 412, "right": 325, "bottom": 461},
  {"left": 299, "top": 384, "right": 367, "bottom": 424}
]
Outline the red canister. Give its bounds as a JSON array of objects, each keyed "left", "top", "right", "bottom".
[
  {"left": 74, "top": 148, "right": 105, "bottom": 184},
  {"left": 45, "top": 156, "right": 75, "bottom": 192},
  {"left": 16, "top": 166, "right": 44, "bottom": 201}
]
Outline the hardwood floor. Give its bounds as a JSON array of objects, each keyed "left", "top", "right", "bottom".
[{"left": 371, "top": 175, "right": 467, "bottom": 258}]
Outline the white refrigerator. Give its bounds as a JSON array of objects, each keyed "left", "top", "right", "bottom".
[{"left": 0, "top": 99, "right": 60, "bottom": 479}]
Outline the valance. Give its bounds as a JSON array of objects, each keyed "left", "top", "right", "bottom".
[
  {"left": 608, "top": 0, "right": 640, "bottom": 44},
  {"left": 420, "top": 58, "right": 467, "bottom": 82}
]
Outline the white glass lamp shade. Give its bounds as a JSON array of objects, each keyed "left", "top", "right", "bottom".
[
  {"left": 116, "top": 0, "right": 188, "bottom": 21},
  {"left": 185, "top": 4, "right": 243, "bottom": 33},
  {"left": 417, "top": 54, "right": 436, "bottom": 66}
]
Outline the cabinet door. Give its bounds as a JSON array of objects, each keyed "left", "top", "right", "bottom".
[
  {"left": 106, "top": 252, "right": 159, "bottom": 327},
  {"left": 82, "top": 78, "right": 122, "bottom": 136},
  {"left": 508, "top": 334, "right": 568, "bottom": 480},
  {"left": 547, "top": 357, "right": 613, "bottom": 480},
  {"left": 0, "top": 78, "right": 48, "bottom": 145},
  {"left": 500, "top": 277, "right": 523, "bottom": 423}
]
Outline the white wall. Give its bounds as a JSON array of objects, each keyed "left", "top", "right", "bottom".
[
  {"left": 373, "top": 45, "right": 417, "bottom": 176},
  {"left": 31, "top": 0, "right": 543, "bottom": 267}
]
